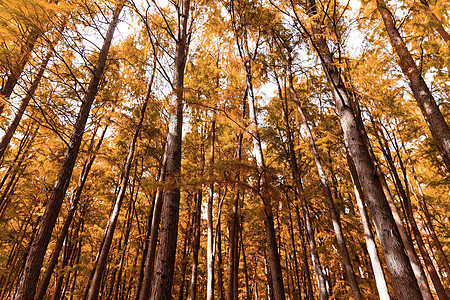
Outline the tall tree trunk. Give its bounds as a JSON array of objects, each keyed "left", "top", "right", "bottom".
[
  {"left": 355, "top": 110, "right": 433, "bottom": 300},
  {"left": 189, "top": 191, "right": 202, "bottom": 300},
  {"left": 0, "top": 49, "right": 52, "bottom": 161},
  {"left": 206, "top": 118, "right": 217, "bottom": 299},
  {"left": 377, "top": 0, "right": 450, "bottom": 171},
  {"left": 227, "top": 89, "right": 246, "bottom": 300},
  {"left": 207, "top": 119, "right": 216, "bottom": 300},
  {"left": 241, "top": 54, "right": 286, "bottom": 300},
  {"left": 296, "top": 0, "right": 424, "bottom": 297},
  {"left": 374, "top": 126, "right": 449, "bottom": 299},
  {"left": 406, "top": 149, "right": 450, "bottom": 278},
  {"left": 295, "top": 205, "right": 314, "bottom": 300},
  {"left": 0, "top": 29, "right": 40, "bottom": 114},
  {"left": 276, "top": 65, "right": 327, "bottom": 299},
  {"left": 217, "top": 212, "right": 224, "bottom": 300},
  {"left": 285, "top": 198, "right": 302, "bottom": 300},
  {"left": 138, "top": 149, "right": 167, "bottom": 299},
  {"left": 87, "top": 62, "right": 152, "bottom": 300},
  {"left": 13, "top": 6, "right": 123, "bottom": 299},
  {"left": 177, "top": 212, "right": 192, "bottom": 300},
  {"left": 282, "top": 63, "right": 363, "bottom": 300},
  {"left": 346, "top": 151, "right": 391, "bottom": 300},
  {"left": 35, "top": 126, "right": 108, "bottom": 300},
  {"left": 150, "top": 0, "right": 190, "bottom": 297}
]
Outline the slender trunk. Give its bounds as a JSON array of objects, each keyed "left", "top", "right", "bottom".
[
  {"left": 295, "top": 205, "right": 314, "bottom": 300},
  {"left": 286, "top": 199, "right": 302, "bottom": 300},
  {"left": 242, "top": 53, "right": 286, "bottom": 300},
  {"left": 0, "top": 29, "right": 40, "bottom": 114},
  {"left": 113, "top": 195, "right": 135, "bottom": 300},
  {"left": 177, "top": 214, "right": 192, "bottom": 300},
  {"left": 138, "top": 149, "right": 167, "bottom": 298},
  {"left": 0, "top": 47, "right": 52, "bottom": 160},
  {"left": 282, "top": 64, "right": 363, "bottom": 300},
  {"left": 217, "top": 213, "right": 224, "bottom": 300},
  {"left": 297, "top": 0, "right": 424, "bottom": 297},
  {"left": 355, "top": 110, "right": 433, "bottom": 300},
  {"left": 406, "top": 150, "right": 450, "bottom": 278},
  {"left": 346, "top": 151, "right": 391, "bottom": 299},
  {"left": 207, "top": 119, "right": 215, "bottom": 300},
  {"left": 35, "top": 126, "right": 107, "bottom": 300},
  {"left": 276, "top": 64, "right": 327, "bottom": 299},
  {"left": 240, "top": 223, "right": 251, "bottom": 300},
  {"left": 13, "top": 6, "right": 122, "bottom": 299},
  {"left": 375, "top": 127, "right": 449, "bottom": 299},
  {"left": 150, "top": 0, "right": 190, "bottom": 297},
  {"left": 87, "top": 62, "right": 151, "bottom": 300},
  {"left": 189, "top": 191, "right": 202, "bottom": 300},
  {"left": 377, "top": 0, "right": 450, "bottom": 171},
  {"left": 227, "top": 90, "right": 246, "bottom": 300}
]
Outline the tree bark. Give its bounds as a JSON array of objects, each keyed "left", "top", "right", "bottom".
[
  {"left": 296, "top": 0, "right": 424, "bottom": 298},
  {"left": 150, "top": 1, "right": 190, "bottom": 297},
  {"left": 0, "top": 49, "right": 52, "bottom": 161},
  {"left": 87, "top": 59, "right": 152, "bottom": 300},
  {"left": 207, "top": 119, "right": 216, "bottom": 300},
  {"left": 346, "top": 151, "right": 391, "bottom": 300},
  {"left": 283, "top": 62, "right": 363, "bottom": 300},
  {"left": 377, "top": 0, "right": 450, "bottom": 171},
  {"left": 35, "top": 126, "right": 107, "bottom": 300},
  {"left": 375, "top": 126, "right": 449, "bottom": 299},
  {"left": 276, "top": 65, "right": 327, "bottom": 299},
  {"left": 189, "top": 191, "right": 202, "bottom": 300},
  {"left": 13, "top": 5, "right": 123, "bottom": 299}
]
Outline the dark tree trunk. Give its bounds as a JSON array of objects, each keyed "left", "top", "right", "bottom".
[
  {"left": 13, "top": 6, "right": 123, "bottom": 299},
  {"left": 377, "top": 0, "right": 450, "bottom": 171},
  {"left": 35, "top": 126, "right": 107, "bottom": 300},
  {"left": 87, "top": 60, "right": 152, "bottom": 300},
  {"left": 188, "top": 191, "right": 202, "bottom": 300},
  {"left": 374, "top": 125, "right": 449, "bottom": 300},
  {"left": 346, "top": 151, "right": 391, "bottom": 299},
  {"left": 150, "top": 0, "right": 190, "bottom": 297},
  {"left": 281, "top": 62, "right": 363, "bottom": 300},
  {"left": 296, "top": 0, "right": 424, "bottom": 298}
]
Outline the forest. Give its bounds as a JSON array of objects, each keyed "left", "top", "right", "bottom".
[{"left": 0, "top": 0, "right": 449, "bottom": 299}]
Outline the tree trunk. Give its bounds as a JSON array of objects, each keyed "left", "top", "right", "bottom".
[
  {"left": 346, "top": 151, "right": 391, "bottom": 300},
  {"left": 35, "top": 126, "right": 107, "bottom": 300},
  {"left": 377, "top": 0, "right": 450, "bottom": 171},
  {"left": 217, "top": 212, "right": 224, "bottom": 300},
  {"left": 406, "top": 150, "right": 450, "bottom": 279},
  {"left": 138, "top": 149, "right": 168, "bottom": 299},
  {"left": 150, "top": 0, "right": 190, "bottom": 297},
  {"left": 0, "top": 29, "right": 40, "bottom": 115},
  {"left": 276, "top": 65, "right": 327, "bottom": 299},
  {"left": 298, "top": 0, "right": 424, "bottom": 297},
  {"left": 227, "top": 89, "right": 246, "bottom": 300},
  {"left": 0, "top": 49, "right": 52, "bottom": 161},
  {"left": 283, "top": 63, "right": 363, "bottom": 300},
  {"left": 242, "top": 53, "right": 286, "bottom": 300},
  {"left": 207, "top": 119, "right": 216, "bottom": 300},
  {"left": 87, "top": 60, "right": 151, "bottom": 300},
  {"left": 356, "top": 110, "right": 433, "bottom": 300},
  {"left": 286, "top": 199, "right": 302, "bottom": 300},
  {"left": 13, "top": 6, "right": 123, "bottom": 299},
  {"left": 375, "top": 126, "right": 449, "bottom": 299},
  {"left": 189, "top": 191, "right": 202, "bottom": 300},
  {"left": 295, "top": 205, "right": 314, "bottom": 300}
]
